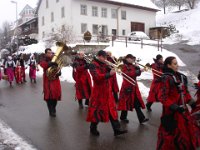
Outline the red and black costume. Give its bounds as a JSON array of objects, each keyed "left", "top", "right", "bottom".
[
  {"left": 157, "top": 68, "right": 200, "bottom": 150},
  {"left": 107, "top": 56, "right": 119, "bottom": 102},
  {"left": 86, "top": 51, "right": 127, "bottom": 136},
  {"left": 40, "top": 57, "right": 61, "bottom": 117},
  {"left": 72, "top": 57, "right": 92, "bottom": 107},
  {"left": 19, "top": 57, "right": 27, "bottom": 82},
  {"left": 118, "top": 59, "right": 148, "bottom": 124},
  {"left": 146, "top": 59, "right": 163, "bottom": 111}
]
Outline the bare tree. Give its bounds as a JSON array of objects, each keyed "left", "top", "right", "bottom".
[
  {"left": 154, "top": 0, "right": 171, "bottom": 14},
  {"left": 186, "top": 0, "right": 197, "bottom": 9},
  {"left": 170, "top": 0, "right": 187, "bottom": 10},
  {"left": 45, "top": 25, "right": 75, "bottom": 47},
  {"left": 0, "top": 21, "right": 12, "bottom": 50}
]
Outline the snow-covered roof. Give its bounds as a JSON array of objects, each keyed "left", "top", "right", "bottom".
[{"left": 106, "top": 0, "right": 159, "bottom": 11}]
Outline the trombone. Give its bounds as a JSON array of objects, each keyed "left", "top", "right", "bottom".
[
  {"left": 104, "top": 60, "right": 136, "bottom": 86},
  {"left": 135, "top": 62, "right": 163, "bottom": 78}
]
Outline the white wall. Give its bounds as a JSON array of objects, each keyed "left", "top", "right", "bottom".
[{"left": 38, "top": 0, "right": 156, "bottom": 40}]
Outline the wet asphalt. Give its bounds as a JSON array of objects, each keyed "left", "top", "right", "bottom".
[
  {"left": 0, "top": 42, "right": 199, "bottom": 150},
  {"left": 0, "top": 77, "right": 162, "bottom": 150}
]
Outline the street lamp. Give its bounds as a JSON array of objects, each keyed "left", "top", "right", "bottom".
[{"left": 11, "top": 0, "right": 18, "bottom": 54}]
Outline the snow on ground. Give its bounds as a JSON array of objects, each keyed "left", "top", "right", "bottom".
[
  {"left": 156, "top": 2, "right": 200, "bottom": 45},
  {"left": 0, "top": 119, "right": 36, "bottom": 150}
]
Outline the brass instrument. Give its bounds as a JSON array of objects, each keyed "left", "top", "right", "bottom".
[
  {"left": 46, "top": 42, "right": 71, "bottom": 80},
  {"left": 134, "top": 62, "right": 163, "bottom": 78},
  {"left": 104, "top": 60, "right": 136, "bottom": 86}
]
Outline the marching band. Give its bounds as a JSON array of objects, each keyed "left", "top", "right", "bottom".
[{"left": 0, "top": 46, "right": 200, "bottom": 149}]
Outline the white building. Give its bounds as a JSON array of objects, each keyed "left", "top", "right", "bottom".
[
  {"left": 18, "top": 4, "right": 36, "bottom": 25},
  {"left": 37, "top": 0, "right": 159, "bottom": 40}
]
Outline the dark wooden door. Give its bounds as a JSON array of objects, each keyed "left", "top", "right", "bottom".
[{"left": 131, "top": 22, "right": 145, "bottom": 32}]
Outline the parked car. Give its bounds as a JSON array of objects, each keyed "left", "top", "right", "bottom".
[{"left": 128, "top": 31, "right": 150, "bottom": 41}]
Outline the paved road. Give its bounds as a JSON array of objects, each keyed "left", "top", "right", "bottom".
[
  {"left": 163, "top": 43, "right": 200, "bottom": 75},
  {"left": 0, "top": 78, "right": 162, "bottom": 150},
  {"left": 0, "top": 43, "right": 199, "bottom": 150}
]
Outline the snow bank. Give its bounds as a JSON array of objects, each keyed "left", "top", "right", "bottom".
[
  {"left": 0, "top": 119, "right": 36, "bottom": 150},
  {"left": 156, "top": 2, "right": 200, "bottom": 45}
]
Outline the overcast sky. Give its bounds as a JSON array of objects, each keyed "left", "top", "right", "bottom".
[{"left": 0, "top": 0, "right": 38, "bottom": 28}]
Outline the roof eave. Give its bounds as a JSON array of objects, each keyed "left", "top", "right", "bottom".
[{"left": 88, "top": 0, "right": 160, "bottom": 12}]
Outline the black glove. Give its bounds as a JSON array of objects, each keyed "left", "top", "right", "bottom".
[
  {"left": 169, "top": 104, "right": 185, "bottom": 113},
  {"left": 84, "top": 63, "right": 90, "bottom": 69},
  {"left": 177, "top": 106, "right": 185, "bottom": 113},
  {"left": 194, "top": 83, "right": 199, "bottom": 90},
  {"left": 88, "top": 64, "right": 95, "bottom": 70},
  {"left": 48, "top": 62, "right": 58, "bottom": 67},
  {"left": 190, "top": 102, "right": 196, "bottom": 110},
  {"left": 56, "top": 71, "right": 61, "bottom": 77}
]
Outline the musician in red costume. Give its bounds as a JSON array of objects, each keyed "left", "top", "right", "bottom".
[
  {"left": 72, "top": 51, "right": 92, "bottom": 108},
  {"left": 40, "top": 48, "right": 62, "bottom": 117},
  {"left": 106, "top": 51, "right": 119, "bottom": 103},
  {"left": 146, "top": 54, "right": 164, "bottom": 111},
  {"left": 86, "top": 50, "right": 127, "bottom": 136},
  {"left": 157, "top": 56, "right": 199, "bottom": 150},
  {"left": 118, "top": 54, "right": 149, "bottom": 124}
]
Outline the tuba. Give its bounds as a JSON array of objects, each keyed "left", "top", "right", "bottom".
[{"left": 46, "top": 42, "right": 71, "bottom": 80}]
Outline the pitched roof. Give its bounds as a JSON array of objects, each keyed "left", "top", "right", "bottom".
[{"left": 19, "top": 4, "right": 34, "bottom": 16}]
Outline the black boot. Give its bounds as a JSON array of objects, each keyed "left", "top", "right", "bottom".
[
  {"left": 78, "top": 100, "right": 83, "bottom": 109},
  {"left": 120, "top": 111, "right": 129, "bottom": 123},
  {"left": 51, "top": 101, "right": 57, "bottom": 117},
  {"left": 85, "top": 99, "right": 89, "bottom": 106},
  {"left": 90, "top": 123, "right": 100, "bottom": 136},
  {"left": 146, "top": 102, "right": 152, "bottom": 112},
  {"left": 114, "top": 128, "right": 128, "bottom": 136},
  {"left": 47, "top": 100, "right": 56, "bottom": 117},
  {"left": 34, "top": 79, "right": 36, "bottom": 83},
  {"left": 30, "top": 79, "right": 32, "bottom": 83},
  {"left": 110, "top": 116, "right": 128, "bottom": 136}
]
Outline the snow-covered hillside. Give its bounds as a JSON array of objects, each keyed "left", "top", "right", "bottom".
[{"left": 156, "top": 3, "right": 200, "bottom": 45}]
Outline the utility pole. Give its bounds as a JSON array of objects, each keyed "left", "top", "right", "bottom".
[{"left": 11, "top": 0, "right": 18, "bottom": 54}]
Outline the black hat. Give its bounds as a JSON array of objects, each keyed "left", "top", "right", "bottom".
[
  {"left": 125, "top": 54, "right": 135, "bottom": 59},
  {"left": 156, "top": 54, "right": 163, "bottom": 60},
  {"left": 97, "top": 50, "right": 107, "bottom": 57}
]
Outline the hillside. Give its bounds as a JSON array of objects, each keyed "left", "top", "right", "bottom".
[{"left": 156, "top": 3, "right": 200, "bottom": 45}]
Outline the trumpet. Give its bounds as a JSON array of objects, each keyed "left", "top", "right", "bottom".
[{"left": 104, "top": 60, "right": 136, "bottom": 86}]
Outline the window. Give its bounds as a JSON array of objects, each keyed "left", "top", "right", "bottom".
[
  {"left": 52, "top": 28, "right": 54, "bottom": 32},
  {"left": 122, "top": 29, "right": 126, "bottom": 35},
  {"left": 46, "top": 0, "right": 49, "bottom": 8},
  {"left": 42, "top": 16, "right": 45, "bottom": 26},
  {"left": 101, "top": 8, "right": 107, "bottom": 18},
  {"left": 121, "top": 10, "right": 126, "bottom": 20},
  {"left": 51, "top": 12, "right": 54, "bottom": 22},
  {"left": 81, "top": 5, "right": 87, "bottom": 15},
  {"left": 111, "top": 9, "right": 117, "bottom": 19},
  {"left": 92, "top": 6, "right": 98, "bottom": 17},
  {"left": 42, "top": 31, "right": 45, "bottom": 38},
  {"left": 93, "top": 24, "right": 98, "bottom": 34},
  {"left": 81, "top": 23, "right": 87, "bottom": 34},
  {"left": 61, "top": 7, "right": 65, "bottom": 18},
  {"left": 29, "top": 10, "right": 32, "bottom": 14}
]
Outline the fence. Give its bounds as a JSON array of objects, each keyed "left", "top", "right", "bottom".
[{"left": 76, "top": 35, "right": 163, "bottom": 51}]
